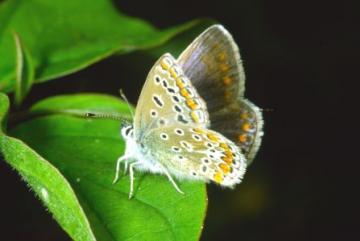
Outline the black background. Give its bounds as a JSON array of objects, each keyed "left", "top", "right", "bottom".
[{"left": 0, "top": 0, "right": 358, "bottom": 240}]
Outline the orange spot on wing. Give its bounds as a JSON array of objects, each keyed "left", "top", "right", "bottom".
[
  {"left": 180, "top": 88, "right": 189, "bottom": 97},
  {"left": 169, "top": 68, "right": 178, "bottom": 78},
  {"left": 207, "top": 133, "right": 220, "bottom": 142},
  {"left": 224, "top": 91, "right": 232, "bottom": 102},
  {"left": 217, "top": 52, "right": 227, "bottom": 61},
  {"left": 220, "top": 142, "right": 229, "bottom": 149},
  {"left": 193, "top": 127, "right": 204, "bottom": 134},
  {"left": 212, "top": 43, "right": 220, "bottom": 49},
  {"left": 160, "top": 60, "right": 170, "bottom": 70},
  {"left": 191, "top": 111, "right": 200, "bottom": 123},
  {"left": 242, "top": 123, "right": 251, "bottom": 132},
  {"left": 219, "top": 163, "right": 230, "bottom": 174},
  {"left": 238, "top": 134, "right": 247, "bottom": 143},
  {"left": 186, "top": 99, "right": 198, "bottom": 110},
  {"left": 213, "top": 171, "right": 223, "bottom": 183},
  {"left": 219, "top": 63, "right": 230, "bottom": 72},
  {"left": 224, "top": 150, "right": 233, "bottom": 158},
  {"left": 223, "top": 76, "right": 232, "bottom": 85},
  {"left": 221, "top": 156, "right": 233, "bottom": 164},
  {"left": 176, "top": 78, "right": 185, "bottom": 89},
  {"left": 240, "top": 112, "right": 249, "bottom": 120}
]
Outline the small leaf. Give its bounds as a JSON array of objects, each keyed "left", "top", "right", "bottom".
[
  {"left": 12, "top": 31, "right": 35, "bottom": 105},
  {"left": 147, "top": 19, "right": 216, "bottom": 58},
  {"left": 7, "top": 94, "right": 208, "bottom": 241},
  {"left": 0, "top": 93, "right": 97, "bottom": 241},
  {"left": 0, "top": 0, "right": 209, "bottom": 93}
]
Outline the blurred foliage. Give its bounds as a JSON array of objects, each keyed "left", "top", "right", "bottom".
[{"left": 0, "top": 0, "right": 206, "bottom": 99}]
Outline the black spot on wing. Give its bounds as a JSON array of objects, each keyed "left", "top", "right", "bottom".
[
  {"left": 152, "top": 95, "right": 164, "bottom": 107},
  {"left": 177, "top": 114, "right": 188, "bottom": 124}
]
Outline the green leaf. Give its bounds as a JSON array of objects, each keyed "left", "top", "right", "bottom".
[
  {"left": 0, "top": 0, "right": 208, "bottom": 93},
  {"left": 12, "top": 31, "right": 35, "bottom": 105},
  {"left": 147, "top": 19, "right": 216, "bottom": 59},
  {"left": 0, "top": 93, "right": 97, "bottom": 241},
  {"left": 0, "top": 93, "right": 9, "bottom": 133},
  {"left": 6, "top": 93, "right": 207, "bottom": 241}
]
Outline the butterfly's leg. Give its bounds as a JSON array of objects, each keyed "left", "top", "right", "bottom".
[
  {"left": 123, "top": 161, "right": 128, "bottom": 175},
  {"left": 160, "top": 166, "right": 185, "bottom": 195},
  {"left": 113, "top": 155, "right": 130, "bottom": 184},
  {"left": 128, "top": 162, "right": 140, "bottom": 199}
]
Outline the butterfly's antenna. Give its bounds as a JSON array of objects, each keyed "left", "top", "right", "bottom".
[
  {"left": 119, "top": 89, "right": 134, "bottom": 119},
  {"left": 85, "top": 112, "right": 122, "bottom": 120},
  {"left": 263, "top": 108, "right": 274, "bottom": 112},
  {"left": 85, "top": 111, "right": 130, "bottom": 123}
]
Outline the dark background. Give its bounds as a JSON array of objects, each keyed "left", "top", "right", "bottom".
[{"left": 1, "top": 0, "right": 358, "bottom": 240}]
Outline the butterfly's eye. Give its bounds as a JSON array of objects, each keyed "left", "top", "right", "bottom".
[
  {"left": 121, "top": 125, "right": 133, "bottom": 138},
  {"left": 125, "top": 127, "right": 132, "bottom": 136}
]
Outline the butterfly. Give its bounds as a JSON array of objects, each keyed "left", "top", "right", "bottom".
[{"left": 114, "top": 24, "right": 263, "bottom": 198}]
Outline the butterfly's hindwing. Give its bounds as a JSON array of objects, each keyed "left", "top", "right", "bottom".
[
  {"left": 142, "top": 126, "right": 246, "bottom": 187},
  {"left": 210, "top": 99, "right": 264, "bottom": 164}
]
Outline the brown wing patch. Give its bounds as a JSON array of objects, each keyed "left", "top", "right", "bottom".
[{"left": 210, "top": 99, "right": 264, "bottom": 164}]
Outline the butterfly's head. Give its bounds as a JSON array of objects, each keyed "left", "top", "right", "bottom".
[{"left": 120, "top": 123, "right": 134, "bottom": 140}]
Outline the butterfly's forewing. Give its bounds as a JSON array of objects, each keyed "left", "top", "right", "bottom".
[
  {"left": 177, "top": 25, "right": 263, "bottom": 164},
  {"left": 133, "top": 53, "right": 209, "bottom": 139},
  {"left": 177, "top": 24, "right": 245, "bottom": 112},
  {"left": 142, "top": 125, "right": 246, "bottom": 186}
]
